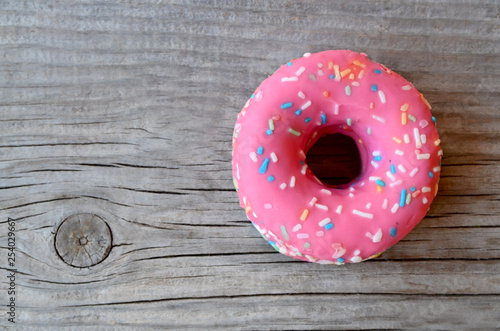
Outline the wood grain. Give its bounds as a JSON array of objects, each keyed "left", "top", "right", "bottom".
[{"left": 1, "top": 0, "right": 499, "bottom": 329}]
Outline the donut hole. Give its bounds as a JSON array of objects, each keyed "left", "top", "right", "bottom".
[{"left": 306, "top": 133, "right": 362, "bottom": 187}]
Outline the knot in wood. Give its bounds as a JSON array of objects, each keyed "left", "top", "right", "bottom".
[{"left": 54, "top": 213, "right": 112, "bottom": 268}]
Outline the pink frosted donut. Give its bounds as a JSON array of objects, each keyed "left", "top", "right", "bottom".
[{"left": 232, "top": 50, "right": 442, "bottom": 264}]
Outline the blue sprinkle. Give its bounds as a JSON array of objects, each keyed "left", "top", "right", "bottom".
[
  {"left": 321, "top": 114, "right": 326, "bottom": 124},
  {"left": 371, "top": 84, "right": 378, "bottom": 91},
  {"left": 251, "top": 94, "right": 255, "bottom": 99},
  {"left": 376, "top": 179, "right": 386, "bottom": 187},
  {"left": 267, "top": 176, "right": 275, "bottom": 182},
  {"left": 300, "top": 160, "right": 304, "bottom": 165},
  {"left": 295, "top": 109, "right": 302, "bottom": 116},
  {"left": 432, "top": 116, "right": 437, "bottom": 123},
  {"left": 400, "top": 189, "right": 407, "bottom": 207},
  {"left": 287, "top": 62, "right": 292, "bottom": 67},
  {"left": 266, "top": 129, "right": 273, "bottom": 135},
  {"left": 268, "top": 240, "right": 276, "bottom": 245},
  {"left": 373, "top": 156, "right": 382, "bottom": 161},
  {"left": 337, "top": 258, "right": 345, "bottom": 262},
  {"left": 305, "top": 117, "right": 311, "bottom": 123},
  {"left": 281, "top": 102, "right": 293, "bottom": 109},
  {"left": 330, "top": 74, "right": 335, "bottom": 79},
  {"left": 324, "top": 223, "right": 334, "bottom": 230},
  {"left": 390, "top": 164, "right": 396, "bottom": 174},
  {"left": 389, "top": 227, "right": 397, "bottom": 237},
  {"left": 410, "top": 187, "right": 416, "bottom": 192},
  {"left": 374, "top": 69, "right": 382, "bottom": 74},
  {"left": 429, "top": 171, "right": 434, "bottom": 178},
  {"left": 259, "top": 158, "right": 270, "bottom": 174},
  {"left": 257, "top": 146, "right": 264, "bottom": 155}
]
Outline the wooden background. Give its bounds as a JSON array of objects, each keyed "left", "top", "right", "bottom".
[{"left": 1, "top": 0, "right": 499, "bottom": 329}]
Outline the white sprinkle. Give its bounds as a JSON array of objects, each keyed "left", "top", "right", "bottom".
[
  {"left": 366, "top": 203, "right": 372, "bottom": 209},
  {"left": 334, "top": 104, "right": 339, "bottom": 115},
  {"left": 423, "top": 197, "right": 429, "bottom": 204},
  {"left": 352, "top": 81, "right": 360, "bottom": 87},
  {"left": 319, "top": 218, "right": 331, "bottom": 227},
  {"left": 420, "top": 134, "right": 427, "bottom": 144},
  {"left": 351, "top": 255, "right": 362, "bottom": 263},
  {"left": 349, "top": 187, "right": 355, "bottom": 192},
  {"left": 419, "top": 120, "right": 429, "bottom": 128},
  {"left": 309, "top": 197, "right": 318, "bottom": 206},
  {"left": 280, "top": 183, "right": 287, "bottom": 189},
  {"left": 433, "top": 166, "right": 441, "bottom": 172},
  {"left": 391, "top": 203, "right": 399, "bottom": 213},
  {"left": 290, "top": 176, "right": 296, "bottom": 187},
  {"left": 414, "top": 128, "right": 422, "bottom": 148},
  {"left": 303, "top": 52, "right": 311, "bottom": 57},
  {"left": 372, "top": 115, "right": 386, "bottom": 123},
  {"left": 422, "top": 187, "right": 431, "bottom": 193},
  {"left": 417, "top": 153, "right": 430, "bottom": 160},
  {"left": 316, "top": 231, "right": 324, "bottom": 237},
  {"left": 438, "top": 150, "right": 443, "bottom": 156},
  {"left": 386, "top": 171, "right": 396, "bottom": 181},
  {"left": 334, "top": 65, "right": 340, "bottom": 82},
  {"left": 296, "top": 66, "right": 306, "bottom": 76},
  {"left": 317, "top": 69, "right": 324, "bottom": 76},
  {"left": 297, "top": 233, "right": 309, "bottom": 239},
  {"left": 373, "top": 228, "right": 383, "bottom": 242},
  {"left": 378, "top": 90, "right": 386, "bottom": 103},
  {"left": 402, "top": 85, "right": 411, "bottom": 90},
  {"left": 404, "top": 134, "right": 410, "bottom": 144},
  {"left": 358, "top": 70, "right": 365, "bottom": 79},
  {"left": 279, "top": 247, "right": 287, "bottom": 254},
  {"left": 298, "top": 91, "right": 306, "bottom": 99},
  {"left": 249, "top": 152, "right": 258, "bottom": 162},
  {"left": 315, "top": 204, "right": 328, "bottom": 211},
  {"left": 253, "top": 212, "right": 257, "bottom": 218},
  {"left": 270, "top": 152, "right": 278, "bottom": 162},
  {"left": 236, "top": 164, "right": 240, "bottom": 180},
  {"left": 299, "top": 150, "right": 306, "bottom": 159},
  {"left": 372, "top": 151, "right": 381, "bottom": 156},
  {"left": 389, "top": 180, "right": 403, "bottom": 187},
  {"left": 434, "top": 139, "right": 441, "bottom": 146},
  {"left": 321, "top": 189, "right": 332, "bottom": 195},
  {"left": 336, "top": 205, "right": 343, "bottom": 214},
  {"left": 398, "top": 164, "right": 407, "bottom": 173},
  {"left": 382, "top": 199, "right": 388, "bottom": 209},
  {"left": 292, "top": 224, "right": 302, "bottom": 232},
  {"left": 301, "top": 100, "right": 312, "bottom": 110},
  {"left": 410, "top": 168, "right": 419, "bottom": 177},
  {"left": 395, "top": 149, "right": 404, "bottom": 156},
  {"left": 371, "top": 160, "right": 379, "bottom": 168},
  {"left": 301, "top": 165, "right": 308, "bottom": 175},
  {"left": 352, "top": 209, "right": 374, "bottom": 219},
  {"left": 369, "top": 176, "right": 380, "bottom": 181},
  {"left": 281, "top": 77, "right": 298, "bottom": 82},
  {"left": 349, "top": 193, "right": 354, "bottom": 198},
  {"left": 317, "top": 63, "right": 323, "bottom": 68}
]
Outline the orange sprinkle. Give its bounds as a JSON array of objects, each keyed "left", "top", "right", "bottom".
[
  {"left": 412, "top": 190, "right": 421, "bottom": 198},
  {"left": 369, "top": 102, "right": 375, "bottom": 109},
  {"left": 400, "top": 103, "right": 409, "bottom": 111},
  {"left": 340, "top": 69, "right": 351, "bottom": 78},
  {"left": 420, "top": 93, "right": 432, "bottom": 109},
  {"left": 401, "top": 113, "right": 407, "bottom": 125},
  {"left": 300, "top": 209, "right": 309, "bottom": 221},
  {"left": 327, "top": 61, "right": 334, "bottom": 70},
  {"left": 323, "top": 91, "right": 330, "bottom": 98},
  {"left": 393, "top": 137, "right": 402, "bottom": 144},
  {"left": 377, "top": 185, "right": 383, "bottom": 192},
  {"left": 353, "top": 60, "right": 365, "bottom": 67}
]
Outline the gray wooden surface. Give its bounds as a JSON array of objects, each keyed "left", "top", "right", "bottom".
[{"left": 1, "top": 0, "right": 499, "bottom": 329}]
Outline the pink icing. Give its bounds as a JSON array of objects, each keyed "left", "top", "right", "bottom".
[{"left": 232, "top": 50, "right": 442, "bottom": 264}]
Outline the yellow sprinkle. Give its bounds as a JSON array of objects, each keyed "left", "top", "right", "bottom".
[
  {"left": 349, "top": 73, "right": 355, "bottom": 80},
  {"left": 358, "top": 138, "right": 363, "bottom": 144},
  {"left": 327, "top": 61, "right": 334, "bottom": 70},
  {"left": 377, "top": 185, "right": 383, "bottom": 192},
  {"left": 300, "top": 209, "right": 309, "bottom": 221},
  {"left": 245, "top": 206, "right": 251, "bottom": 213},
  {"left": 353, "top": 60, "right": 365, "bottom": 67},
  {"left": 400, "top": 103, "right": 409, "bottom": 111},
  {"left": 334, "top": 65, "right": 340, "bottom": 81},
  {"left": 401, "top": 112, "right": 407, "bottom": 125},
  {"left": 340, "top": 68, "right": 351, "bottom": 78},
  {"left": 393, "top": 137, "right": 402, "bottom": 144},
  {"left": 358, "top": 70, "right": 365, "bottom": 79}
]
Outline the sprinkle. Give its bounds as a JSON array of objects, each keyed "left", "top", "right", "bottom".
[
  {"left": 422, "top": 187, "right": 431, "bottom": 193},
  {"left": 292, "top": 224, "right": 302, "bottom": 232},
  {"left": 402, "top": 85, "right": 411, "bottom": 90},
  {"left": 321, "top": 114, "right": 326, "bottom": 124},
  {"left": 434, "top": 139, "right": 441, "bottom": 146},
  {"left": 318, "top": 69, "right": 324, "bottom": 76},
  {"left": 386, "top": 171, "right": 396, "bottom": 181},
  {"left": 329, "top": 74, "right": 335, "bottom": 79},
  {"left": 303, "top": 52, "right": 311, "bottom": 57},
  {"left": 369, "top": 176, "right": 380, "bottom": 181},
  {"left": 289, "top": 128, "right": 301, "bottom": 136},
  {"left": 390, "top": 164, "right": 396, "bottom": 174},
  {"left": 257, "top": 146, "right": 264, "bottom": 155},
  {"left": 367, "top": 128, "right": 371, "bottom": 135},
  {"left": 297, "top": 233, "right": 309, "bottom": 239},
  {"left": 417, "top": 153, "right": 430, "bottom": 160},
  {"left": 420, "top": 134, "right": 427, "bottom": 144},
  {"left": 300, "top": 209, "right": 309, "bottom": 221},
  {"left": 419, "top": 120, "right": 429, "bottom": 128},
  {"left": 353, "top": 60, "right": 365, "bottom": 67},
  {"left": 301, "top": 100, "right": 312, "bottom": 110},
  {"left": 347, "top": 118, "right": 352, "bottom": 126},
  {"left": 295, "top": 109, "right": 302, "bottom": 115},
  {"left": 438, "top": 150, "right": 443, "bottom": 156},
  {"left": 371, "top": 161, "right": 379, "bottom": 168},
  {"left": 349, "top": 73, "right": 355, "bottom": 80},
  {"left": 280, "top": 225, "right": 289, "bottom": 240},
  {"left": 374, "top": 69, "right": 382, "bottom": 74},
  {"left": 372, "top": 115, "right": 386, "bottom": 123},
  {"left": 423, "top": 197, "right": 429, "bottom": 204},
  {"left": 281, "top": 77, "right": 298, "bottom": 82},
  {"left": 414, "top": 128, "right": 422, "bottom": 148},
  {"left": 352, "top": 209, "right": 374, "bottom": 219},
  {"left": 373, "top": 155, "right": 382, "bottom": 161},
  {"left": 432, "top": 116, "right": 437, "bottom": 123},
  {"left": 376, "top": 179, "right": 386, "bottom": 187},
  {"left": 309, "top": 197, "right": 318, "bottom": 206},
  {"left": 334, "top": 104, "right": 339, "bottom": 115},
  {"left": 408, "top": 114, "right": 416, "bottom": 122},
  {"left": 270, "top": 152, "right": 278, "bottom": 163},
  {"left": 333, "top": 65, "right": 340, "bottom": 81},
  {"left": 390, "top": 227, "right": 397, "bottom": 237},
  {"left": 305, "top": 117, "right": 312, "bottom": 123},
  {"left": 399, "top": 189, "right": 407, "bottom": 207},
  {"left": 267, "top": 176, "right": 275, "bottom": 182},
  {"left": 429, "top": 171, "right": 434, "bottom": 178},
  {"left": 382, "top": 199, "right": 388, "bottom": 209},
  {"left": 401, "top": 113, "right": 407, "bottom": 125},
  {"left": 366, "top": 203, "right": 372, "bottom": 209},
  {"left": 324, "top": 223, "right": 334, "bottom": 230},
  {"left": 358, "top": 70, "right": 365, "bottom": 79},
  {"left": 395, "top": 149, "right": 404, "bottom": 156},
  {"left": 345, "top": 86, "right": 352, "bottom": 96},
  {"left": 319, "top": 218, "right": 331, "bottom": 227},
  {"left": 398, "top": 164, "right": 407, "bottom": 173},
  {"left": 410, "top": 168, "right": 419, "bottom": 177},
  {"left": 303, "top": 242, "right": 310, "bottom": 249},
  {"left": 301, "top": 165, "right": 308, "bottom": 175},
  {"left": 296, "top": 67, "right": 306, "bottom": 76},
  {"left": 391, "top": 203, "right": 399, "bottom": 213},
  {"left": 392, "top": 137, "right": 402, "bottom": 144},
  {"left": 316, "top": 231, "right": 324, "bottom": 237},
  {"left": 336, "top": 205, "right": 343, "bottom": 214},
  {"left": 412, "top": 190, "right": 421, "bottom": 198},
  {"left": 340, "top": 68, "right": 351, "bottom": 78},
  {"left": 321, "top": 189, "right": 332, "bottom": 195},
  {"left": 352, "top": 81, "right": 359, "bottom": 86},
  {"left": 420, "top": 93, "right": 432, "bottom": 109},
  {"left": 266, "top": 129, "right": 273, "bottom": 135},
  {"left": 290, "top": 176, "right": 296, "bottom": 187},
  {"left": 249, "top": 152, "right": 258, "bottom": 162},
  {"left": 323, "top": 91, "right": 330, "bottom": 98},
  {"left": 315, "top": 204, "right": 328, "bottom": 210},
  {"left": 370, "top": 102, "right": 375, "bottom": 109},
  {"left": 309, "top": 74, "right": 316, "bottom": 81},
  {"left": 259, "top": 158, "right": 270, "bottom": 174},
  {"left": 269, "top": 119, "right": 274, "bottom": 131},
  {"left": 373, "top": 150, "right": 381, "bottom": 156},
  {"left": 406, "top": 193, "right": 411, "bottom": 205},
  {"left": 317, "top": 63, "right": 323, "bottom": 68},
  {"left": 371, "top": 84, "right": 378, "bottom": 91},
  {"left": 281, "top": 102, "right": 293, "bottom": 109},
  {"left": 404, "top": 134, "right": 410, "bottom": 144},
  {"left": 433, "top": 166, "right": 441, "bottom": 172},
  {"left": 349, "top": 193, "right": 354, "bottom": 198},
  {"left": 287, "top": 62, "right": 292, "bottom": 67},
  {"left": 280, "top": 183, "right": 287, "bottom": 189},
  {"left": 378, "top": 90, "right": 386, "bottom": 103},
  {"left": 298, "top": 91, "right": 306, "bottom": 99},
  {"left": 366, "top": 228, "right": 383, "bottom": 242},
  {"left": 389, "top": 180, "right": 402, "bottom": 187},
  {"left": 411, "top": 187, "right": 416, "bottom": 192}
]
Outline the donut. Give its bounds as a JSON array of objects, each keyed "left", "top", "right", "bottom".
[{"left": 232, "top": 50, "right": 442, "bottom": 264}]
